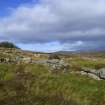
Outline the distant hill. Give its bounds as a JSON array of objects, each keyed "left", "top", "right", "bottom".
[
  {"left": 53, "top": 51, "right": 75, "bottom": 55},
  {"left": 0, "top": 42, "right": 19, "bottom": 49},
  {"left": 53, "top": 50, "right": 105, "bottom": 58}
]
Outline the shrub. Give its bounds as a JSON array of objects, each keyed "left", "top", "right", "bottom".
[
  {"left": 95, "top": 63, "right": 105, "bottom": 69},
  {"left": 0, "top": 41, "right": 19, "bottom": 49},
  {"left": 71, "top": 64, "right": 82, "bottom": 71},
  {"left": 48, "top": 54, "right": 60, "bottom": 60}
]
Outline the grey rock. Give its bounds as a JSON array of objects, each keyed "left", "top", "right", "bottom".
[
  {"left": 81, "top": 67, "right": 97, "bottom": 75},
  {"left": 48, "top": 60, "right": 70, "bottom": 72},
  {"left": 32, "top": 59, "right": 70, "bottom": 73},
  {"left": 87, "top": 73, "right": 101, "bottom": 80},
  {"left": 80, "top": 71, "right": 101, "bottom": 80},
  {"left": 98, "top": 68, "right": 105, "bottom": 79},
  {"left": 81, "top": 67, "right": 102, "bottom": 80},
  {"left": 80, "top": 71, "right": 88, "bottom": 75}
]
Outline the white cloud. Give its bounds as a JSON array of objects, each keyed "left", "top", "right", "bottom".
[{"left": 0, "top": 0, "right": 105, "bottom": 51}]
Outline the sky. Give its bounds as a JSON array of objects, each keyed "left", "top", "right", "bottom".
[{"left": 0, "top": 0, "right": 105, "bottom": 52}]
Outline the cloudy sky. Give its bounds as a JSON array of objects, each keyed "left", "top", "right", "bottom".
[{"left": 0, "top": 0, "right": 105, "bottom": 52}]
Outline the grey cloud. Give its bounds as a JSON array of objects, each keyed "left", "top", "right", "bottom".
[{"left": 0, "top": 0, "right": 105, "bottom": 50}]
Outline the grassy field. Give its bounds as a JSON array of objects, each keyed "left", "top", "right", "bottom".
[
  {"left": 0, "top": 64, "right": 105, "bottom": 105},
  {"left": 67, "top": 57, "right": 105, "bottom": 70}
]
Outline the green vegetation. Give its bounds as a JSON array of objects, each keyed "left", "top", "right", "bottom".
[
  {"left": 0, "top": 42, "right": 19, "bottom": 49},
  {"left": 68, "top": 57, "right": 105, "bottom": 70},
  {"left": 0, "top": 64, "right": 105, "bottom": 105},
  {"left": 48, "top": 54, "right": 60, "bottom": 60}
]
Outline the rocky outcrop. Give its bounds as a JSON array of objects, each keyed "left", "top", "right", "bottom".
[
  {"left": 97, "top": 68, "right": 105, "bottom": 79},
  {"left": 32, "top": 60, "right": 105, "bottom": 79},
  {"left": 47, "top": 60, "right": 70, "bottom": 73},
  {"left": 81, "top": 67, "right": 97, "bottom": 74},
  {"left": 33, "top": 59, "right": 70, "bottom": 73},
  {"left": 80, "top": 67, "right": 105, "bottom": 80},
  {"left": 80, "top": 71, "right": 101, "bottom": 80}
]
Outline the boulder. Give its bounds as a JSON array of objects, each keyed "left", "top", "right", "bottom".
[
  {"left": 98, "top": 68, "right": 105, "bottom": 79},
  {"left": 81, "top": 67, "right": 97, "bottom": 74},
  {"left": 81, "top": 67, "right": 102, "bottom": 80},
  {"left": 32, "top": 59, "right": 70, "bottom": 73},
  {"left": 47, "top": 60, "right": 70, "bottom": 73},
  {"left": 80, "top": 71, "right": 88, "bottom": 75},
  {"left": 87, "top": 73, "right": 101, "bottom": 80}
]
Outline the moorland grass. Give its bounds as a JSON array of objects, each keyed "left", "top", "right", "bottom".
[
  {"left": 68, "top": 57, "right": 105, "bottom": 69},
  {"left": 0, "top": 64, "right": 105, "bottom": 105}
]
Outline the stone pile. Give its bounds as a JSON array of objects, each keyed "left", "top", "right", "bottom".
[
  {"left": 33, "top": 59, "right": 70, "bottom": 73},
  {"left": 47, "top": 60, "right": 70, "bottom": 73}
]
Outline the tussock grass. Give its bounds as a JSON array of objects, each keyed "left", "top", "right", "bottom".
[{"left": 0, "top": 64, "right": 105, "bottom": 105}]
